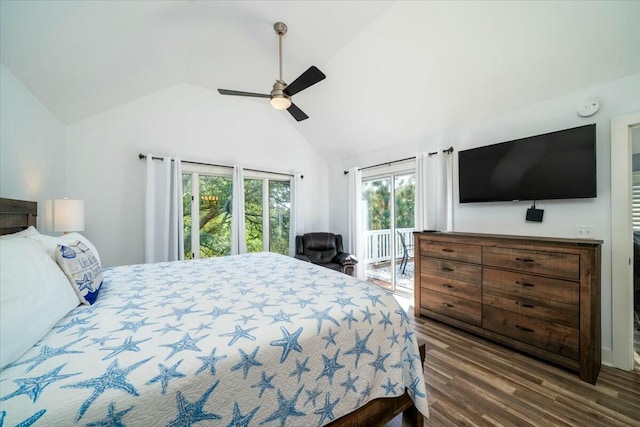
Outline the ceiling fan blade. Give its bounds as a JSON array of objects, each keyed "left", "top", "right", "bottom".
[
  {"left": 218, "top": 89, "right": 271, "bottom": 98},
  {"left": 283, "top": 66, "right": 326, "bottom": 97},
  {"left": 287, "top": 103, "right": 309, "bottom": 122}
]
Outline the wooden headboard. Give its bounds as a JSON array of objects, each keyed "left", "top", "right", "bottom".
[{"left": 0, "top": 198, "right": 37, "bottom": 236}]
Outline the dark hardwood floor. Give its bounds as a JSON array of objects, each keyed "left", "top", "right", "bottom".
[{"left": 388, "top": 298, "right": 640, "bottom": 427}]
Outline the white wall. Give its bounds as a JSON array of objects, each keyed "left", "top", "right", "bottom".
[
  {"left": 0, "top": 64, "right": 67, "bottom": 225},
  {"left": 632, "top": 127, "right": 640, "bottom": 155},
  {"left": 65, "top": 83, "right": 329, "bottom": 267},
  {"left": 328, "top": 72, "right": 640, "bottom": 354}
]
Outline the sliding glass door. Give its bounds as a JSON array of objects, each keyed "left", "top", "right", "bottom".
[
  {"left": 268, "top": 180, "right": 291, "bottom": 254},
  {"left": 362, "top": 170, "right": 415, "bottom": 294},
  {"left": 244, "top": 177, "right": 291, "bottom": 255},
  {"left": 182, "top": 172, "right": 233, "bottom": 259},
  {"left": 183, "top": 166, "right": 291, "bottom": 259},
  {"left": 394, "top": 173, "right": 415, "bottom": 293}
]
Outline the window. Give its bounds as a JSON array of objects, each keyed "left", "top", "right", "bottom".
[
  {"left": 244, "top": 174, "right": 291, "bottom": 255},
  {"left": 183, "top": 165, "right": 233, "bottom": 259},
  {"left": 244, "top": 178, "right": 264, "bottom": 253},
  {"left": 269, "top": 180, "right": 291, "bottom": 254},
  {"left": 183, "top": 165, "right": 291, "bottom": 258}
]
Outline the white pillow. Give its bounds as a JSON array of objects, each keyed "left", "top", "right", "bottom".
[
  {"left": 55, "top": 241, "right": 103, "bottom": 305},
  {"left": 0, "top": 225, "right": 39, "bottom": 240},
  {"left": 0, "top": 238, "right": 80, "bottom": 370},
  {"left": 28, "top": 232, "right": 102, "bottom": 266}
]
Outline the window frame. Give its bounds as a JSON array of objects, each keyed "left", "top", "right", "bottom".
[
  {"left": 243, "top": 171, "right": 291, "bottom": 255},
  {"left": 182, "top": 164, "right": 233, "bottom": 259},
  {"left": 182, "top": 164, "right": 292, "bottom": 258},
  {"left": 360, "top": 160, "right": 416, "bottom": 294}
]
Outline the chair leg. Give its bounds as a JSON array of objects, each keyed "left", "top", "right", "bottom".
[
  {"left": 399, "top": 253, "right": 408, "bottom": 275},
  {"left": 342, "top": 265, "right": 356, "bottom": 277}
]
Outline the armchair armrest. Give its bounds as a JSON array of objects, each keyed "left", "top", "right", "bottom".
[
  {"left": 334, "top": 252, "right": 358, "bottom": 265},
  {"left": 294, "top": 254, "right": 312, "bottom": 263}
]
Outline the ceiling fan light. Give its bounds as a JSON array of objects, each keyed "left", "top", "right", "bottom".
[{"left": 270, "top": 96, "right": 291, "bottom": 110}]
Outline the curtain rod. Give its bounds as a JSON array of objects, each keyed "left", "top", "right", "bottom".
[
  {"left": 138, "top": 153, "right": 301, "bottom": 179},
  {"left": 342, "top": 147, "right": 454, "bottom": 174},
  {"left": 429, "top": 146, "right": 454, "bottom": 156},
  {"left": 342, "top": 156, "right": 415, "bottom": 175}
]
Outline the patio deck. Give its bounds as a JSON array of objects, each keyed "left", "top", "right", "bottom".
[{"left": 365, "top": 258, "right": 414, "bottom": 293}]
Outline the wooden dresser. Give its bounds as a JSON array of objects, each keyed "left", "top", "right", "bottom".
[{"left": 414, "top": 231, "right": 602, "bottom": 384}]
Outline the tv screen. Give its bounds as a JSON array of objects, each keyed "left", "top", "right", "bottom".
[{"left": 458, "top": 124, "right": 596, "bottom": 203}]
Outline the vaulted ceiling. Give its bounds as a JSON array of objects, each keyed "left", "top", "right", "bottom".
[{"left": 2, "top": 1, "right": 639, "bottom": 158}]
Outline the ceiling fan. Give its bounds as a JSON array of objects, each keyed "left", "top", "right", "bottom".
[{"left": 218, "top": 22, "right": 326, "bottom": 122}]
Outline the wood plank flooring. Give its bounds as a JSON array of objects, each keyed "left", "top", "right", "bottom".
[{"left": 388, "top": 299, "right": 640, "bottom": 427}]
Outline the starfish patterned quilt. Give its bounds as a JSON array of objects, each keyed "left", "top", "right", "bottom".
[{"left": 0, "top": 252, "right": 429, "bottom": 426}]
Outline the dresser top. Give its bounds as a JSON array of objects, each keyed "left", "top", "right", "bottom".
[{"left": 414, "top": 231, "right": 603, "bottom": 247}]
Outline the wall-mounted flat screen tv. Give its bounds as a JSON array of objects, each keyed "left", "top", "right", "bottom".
[{"left": 458, "top": 124, "right": 596, "bottom": 203}]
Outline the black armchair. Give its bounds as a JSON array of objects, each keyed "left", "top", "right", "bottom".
[{"left": 295, "top": 232, "right": 358, "bottom": 276}]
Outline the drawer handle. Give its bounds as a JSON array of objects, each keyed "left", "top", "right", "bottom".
[
  {"left": 516, "top": 301, "right": 535, "bottom": 308},
  {"left": 441, "top": 284, "right": 454, "bottom": 289},
  {"left": 442, "top": 248, "right": 455, "bottom": 253},
  {"left": 441, "top": 267, "right": 454, "bottom": 272},
  {"left": 515, "top": 325, "right": 535, "bottom": 333},
  {"left": 515, "top": 280, "right": 535, "bottom": 287},
  {"left": 515, "top": 257, "right": 535, "bottom": 263},
  {"left": 442, "top": 303, "right": 454, "bottom": 308}
]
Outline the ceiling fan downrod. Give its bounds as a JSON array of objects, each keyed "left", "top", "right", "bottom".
[
  {"left": 274, "top": 22, "right": 287, "bottom": 83},
  {"left": 270, "top": 22, "right": 290, "bottom": 110}
]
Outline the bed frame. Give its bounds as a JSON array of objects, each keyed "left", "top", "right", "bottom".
[
  {"left": 0, "top": 197, "right": 425, "bottom": 426},
  {"left": 0, "top": 197, "right": 37, "bottom": 236},
  {"left": 328, "top": 343, "right": 425, "bottom": 426}
]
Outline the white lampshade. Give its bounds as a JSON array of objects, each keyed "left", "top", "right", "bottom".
[
  {"left": 45, "top": 199, "right": 85, "bottom": 233},
  {"left": 270, "top": 96, "right": 291, "bottom": 110}
]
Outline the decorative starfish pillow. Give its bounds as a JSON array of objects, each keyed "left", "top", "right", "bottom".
[{"left": 55, "top": 241, "right": 103, "bottom": 305}]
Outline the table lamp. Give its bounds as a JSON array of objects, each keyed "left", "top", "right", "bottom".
[{"left": 45, "top": 198, "right": 85, "bottom": 234}]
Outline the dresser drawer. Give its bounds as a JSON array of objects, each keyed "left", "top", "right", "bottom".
[
  {"left": 483, "top": 268, "right": 579, "bottom": 303},
  {"left": 422, "top": 273, "right": 481, "bottom": 302},
  {"left": 421, "top": 290, "right": 482, "bottom": 326},
  {"left": 420, "top": 240, "right": 482, "bottom": 264},
  {"left": 483, "top": 246, "right": 579, "bottom": 280},
  {"left": 482, "top": 287, "right": 579, "bottom": 328},
  {"left": 483, "top": 306, "right": 579, "bottom": 360},
  {"left": 421, "top": 257, "right": 482, "bottom": 285}
]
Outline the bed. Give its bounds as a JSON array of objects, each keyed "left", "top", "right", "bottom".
[{"left": 0, "top": 198, "right": 429, "bottom": 426}]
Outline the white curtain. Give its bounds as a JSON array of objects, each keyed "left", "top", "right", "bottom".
[
  {"left": 414, "top": 153, "right": 429, "bottom": 231},
  {"left": 421, "top": 150, "right": 454, "bottom": 231},
  {"left": 231, "top": 166, "right": 247, "bottom": 255},
  {"left": 442, "top": 150, "right": 454, "bottom": 230},
  {"left": 144, "top": 154, "right": 184, "bottom": 263},
  {"left": 288, "top": 174, "right": 304, "bottom": 257},
  {"left": 347, "top": 166, "right": 365, "bottom": 278}
]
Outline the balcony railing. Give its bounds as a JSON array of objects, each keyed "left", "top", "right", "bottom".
[{"left": 363, "top": 228, "right": 414, "bottom": 263}]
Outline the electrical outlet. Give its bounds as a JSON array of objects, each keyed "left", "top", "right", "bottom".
[{"left": 575, "top": 225, "right": 594, "bottom": 238}]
